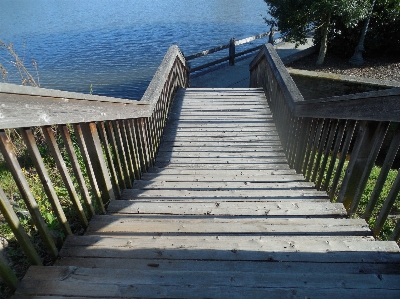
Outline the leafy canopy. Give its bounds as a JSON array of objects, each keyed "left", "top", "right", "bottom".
[{"left": 264, "top": 0, "right": 371, "bottom": 46}]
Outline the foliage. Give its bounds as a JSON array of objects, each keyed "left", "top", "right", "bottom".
[
  {"left": 329, "top": 0, "right": 400, "bottom": 57},
  {"left": 264, "top": 0, "right": 372, "bottom": 64},
  {"left": 0, "top": 40, "right": 39, "bottom": 87},
  {"left": 321, "top": 157, "right": 399, "bottom": 242}
]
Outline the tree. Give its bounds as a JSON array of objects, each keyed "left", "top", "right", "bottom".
[
  {"left": 328, "top": 0, "right": 400, "bottom": 58},
  {"left": 264, "top": 0, "right": 371, "bottom": 65}
]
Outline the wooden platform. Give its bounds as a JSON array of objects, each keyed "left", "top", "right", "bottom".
[{"left": 14, "top": 88, "right": 400, "bottom": 298}]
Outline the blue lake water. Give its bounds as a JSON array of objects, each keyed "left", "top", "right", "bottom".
[{"left": 1, "top": 0, "right": 270, "bottom": 99}]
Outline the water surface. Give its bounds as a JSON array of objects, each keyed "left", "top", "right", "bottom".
[{"left": 1, "top": 0, "right": 270, "bottom": 99}]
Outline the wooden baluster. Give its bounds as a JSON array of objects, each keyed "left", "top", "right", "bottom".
[
  {"left": 125, "top": 119, "right": 141, "bottom": 180},
  {"left": 294, "top": 118, "right": 310, "bottom": 173},
  {"left": 73, "top": 124, "right": 105, "bottom": 214},
  {"left": 338, "top": 121, "right": 389, "bottom": 211},
  {"left": 80, "top": 122, "right": 116, "bottom": 205},
  {"left": 120, "top": 119, "right": 136, "bottom": 184},
  {"left": 0, "top": 186, "right": 41, "bottom": 265},
  {"left": 375, "top": 168, "right": 400, "bottom": 237},
  {"left": 364, "top": 124, "right": 400, "bottom": 220},
  {"left": 0, "top": 130, "right": 58, "bottom": 259},
  {"left": 0, "top": 250, "right": 18, "bottom": 290},
  {"left": 97, "top": 122, "right": 121, "bottom": 199},
  {"left": 229, "top": 37, "right": 235, "bottom": 66},
  {"left": 311, "top": 119, "right": 331, "bottom": 183},
  {"left": 20, "top": 128, "right": 72, "bottom": 236},
  {"left": 112, "top": 120, "right": 132, "bottom": 188},
  {"left": 302, "top": 119, "right": 317, "bottom": 178},
  {"left": 59, "top": 124, "right": 95, "bottom": 217},
  {"left": 390, "top": 206, "right": 400, "bottom": 241},
  {"left": 288, "top": 117, "right": 301, "bottom": 169},
  {"left": 134, "top": 118, "right": 149, "bottom": 172},
  {"left": 144, "top": 117, "right": 155, "bottom": 167},
  {"left": 323, "top": 120, "right": 346, "bottom": 192},
  {"left": 42, "top": 126, "right": 88, "bottom": 228},
  {"left": 105, "top": 120, "right": 126, "bottom": 190},
  {"left": 285, "top": 114, "right": 294, "bottom": 166},
  {"left": 306, "top": 118, "right": 324, "bottom": 182},
  {"left": 152, "top": 101, "right": 162, "bottom": 154},
  {"left": 349, "top": 121, "right": 389, "bottom": 214},
  {"left": 329, "top": 120, "right": 357, "bottom": 201},
  {"left": 316, "top": 119, "right": 338, "bottom": 190}
]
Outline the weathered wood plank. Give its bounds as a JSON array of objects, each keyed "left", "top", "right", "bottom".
[
  {"left": 13, "top": 287, "right": 400, "bottom": 299},
  {"left": 139, "top": 173, "right": 304, "bottom": 181},
  {"left": 54, "top": 257, "right": 400, "bottom": 275},
  {"left": 15, "top": 266, "right": 400, "bottom": 299},
  {"left": 85, "top": 215, "right": 371, "bottom": 236},
  {"left": 145, "top": 167, "right": 298, "bottom": 176},
  {"left": 121, "top": 189, "right": 329, "bottom": 201},
  {"left": 12, "top": 85, "right": 400, "bottom": 298},
  {"left": 107, "top": 200, "right": 347, "bottom": 217},
  {"left": 130, "top": 180, "right": 315, "bottom": 190},
  {"left": 59, "top": 235, "right": 400, "bottom": 262}
]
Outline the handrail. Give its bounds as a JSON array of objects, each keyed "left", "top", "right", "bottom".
[
  {"left": 250, "top": 43, "right": 400, "bottom": 243},
  {"left": 186, "top": 31, "right": 276, "bottom": 73},
  {"left": 250, "top": 44, "right": 400, "bottom": 121},
  {"left": 0, "top": 45, "right": 189, "bottom": 288}
]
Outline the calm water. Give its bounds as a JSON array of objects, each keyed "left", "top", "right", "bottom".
[{"left": 1, "top": 0, "right": 270, "bottom": 99}]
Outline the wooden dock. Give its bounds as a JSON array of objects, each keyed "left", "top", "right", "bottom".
[{"left": 12, "top": 88, "right": 400, "bottom": 298}]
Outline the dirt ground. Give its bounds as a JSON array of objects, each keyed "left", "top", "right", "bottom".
[
  {"left": 288, "top": 52, "right": 400, "bottom": 82},
  {"left": 287, "top": 52, "right": 400, "bottom": 100}
]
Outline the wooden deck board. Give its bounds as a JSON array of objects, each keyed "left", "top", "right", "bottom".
[
  {"left": 107, "top": 200, "right": 348, "bottom": 217},
  {"left": 15, "top": 88, "right": 400, "bottom": 298}
]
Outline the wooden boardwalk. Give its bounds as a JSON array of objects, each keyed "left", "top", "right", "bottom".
[{"left": 14, "top": 88, "right": 400, "bottom": 298}]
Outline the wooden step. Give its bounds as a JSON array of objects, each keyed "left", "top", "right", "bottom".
[
  {"left": 13, "top": 265, "right": 400, "bottom": 299},
  {"left": 85, "top": 215, "right": 371, "bottom": 237},
  {"left": 58, "top": 235, "right": 399, "bottom": 263},
  {"left": 107, "top": 200, "right": 347, "bottom": 217},
  {"left": 13, "top": 88, "right": 400, "bottom": 298}
]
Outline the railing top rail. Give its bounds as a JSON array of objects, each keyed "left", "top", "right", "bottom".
[
  {"left": 185, "top": 31, "right": 271, "bottom": 61},
  {"left": 251, "top": 43, "right": 400, "bottom": 122},
  {"left": 141, "top": 45, "right": 187, "bottom": 108},
  {"left": 250, "top": 43, "right": 304, "bottom": 112},
  {"left": 234, "top": 31, "right": 270, "bottom": 46},
  {"left": 0, "top": 45, "right": 188, "bottom": 129},
  {"left": 0, "top": 82, "right": 139, "bottom": 104}
]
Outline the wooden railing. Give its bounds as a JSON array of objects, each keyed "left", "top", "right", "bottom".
[
  {"left": 0, "top": 45, "right": 189, "bottom": 289},
  {"left": 186, "top": 31, "right": 277, "bottom": 73},
  {"left": 250, "top": 43, "right": 400, "bottom": 242}
]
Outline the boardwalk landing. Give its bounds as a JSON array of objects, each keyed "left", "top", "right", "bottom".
[{"left": 15, "top": 88, "right": 400, "bottom": 298}]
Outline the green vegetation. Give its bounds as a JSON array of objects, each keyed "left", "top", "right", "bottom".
[
  {"left": 0, "top": 40, "right": 40, "bottom": 87},
  {"left": 264, "top": 0, "right": 400, "bottom": 64},
  {"left": 321, "top": 158, "right": 400, "bottom": 241},
  {"left": 0, "top": 127, "right": 93, "bottom": 299}
]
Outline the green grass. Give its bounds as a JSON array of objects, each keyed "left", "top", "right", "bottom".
[
  {"left": 318, "top": 156, "right": 400, "bottom": 242},
  {"left": 0, "top": 127, "right": 91, "bottom": 292}
]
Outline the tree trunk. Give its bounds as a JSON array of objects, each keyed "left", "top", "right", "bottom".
[{"left": 316, "top": 13, "right": 331, "bottom": 66}]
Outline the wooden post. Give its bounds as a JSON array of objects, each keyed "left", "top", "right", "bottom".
[
  {"left": 20, "top": 128, "right": 72, "bottom": 236},
  {"left": 229, "top": 38, "right": 235, "bottom": 66},
  {"left": 0, "top": 130, "right": 58, "bottom": 259},
  {"left": 97, "top": 122, "right": 122, "bottom": 199},
  {"left": 0, "top": 253, "right": 18, "bottom": 290},
  {"left": 73, "top": 124, "right": 105, "bottom": 214},
  {"left": 42, "top": 126, "right": 88, "bottom": 228},
  {"left": 0, "top": 186, "right": 42, "bottom": 265},
  {"left": 59, "top": 124, "right": 96, "bottom": 217},
  {"left": 337, "top": 121, "right": 388, "bottom": 211},
  {"left": 80, "top": 122, "right": 116, "bottom": 205}
]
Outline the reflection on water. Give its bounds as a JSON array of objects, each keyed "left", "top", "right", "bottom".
[{"left": 1, "top": 0, "right": 269, "bottom": 99}]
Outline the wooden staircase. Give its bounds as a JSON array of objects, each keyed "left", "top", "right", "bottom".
[{"left": 14, "top": 88, "right": 400, "bottom": 298}]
